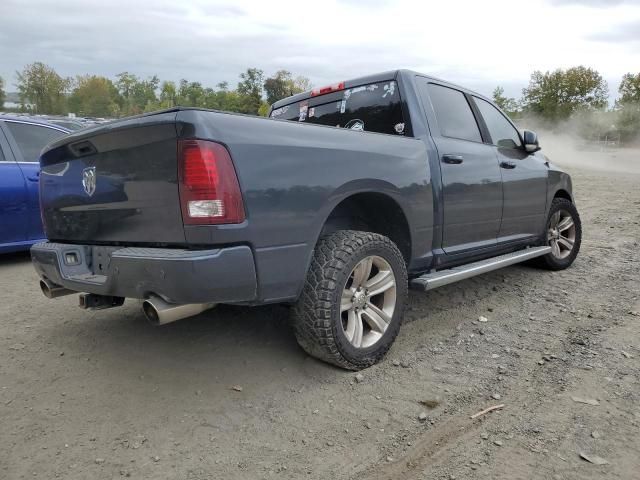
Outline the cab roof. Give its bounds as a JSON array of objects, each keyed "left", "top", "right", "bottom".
[{"left": 270, "top": 69, "right": 492, "bottom": 111}]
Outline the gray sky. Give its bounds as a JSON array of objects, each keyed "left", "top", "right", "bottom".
[{"left": 1, "top": 0, "right": 638, "bottom": 100}]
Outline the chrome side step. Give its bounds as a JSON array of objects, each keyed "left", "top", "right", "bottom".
[{"left": 410, "top": 246, "right": 551, "bottom": 291}]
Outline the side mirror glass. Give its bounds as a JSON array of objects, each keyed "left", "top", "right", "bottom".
[{"left": 522, "top": 130, "right": 540, "bottom": 153}]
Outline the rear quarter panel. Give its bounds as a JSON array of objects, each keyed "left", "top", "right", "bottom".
[{"left": 177, "top": 110, "right": 433, "bottom": 302}]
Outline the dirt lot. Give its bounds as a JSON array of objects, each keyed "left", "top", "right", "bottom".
[{"left": 1, "top": 150, "right": 639, "bottom": 480}]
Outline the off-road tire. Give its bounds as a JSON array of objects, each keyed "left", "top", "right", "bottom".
[
  {"left": 291, "top": 230, "right": 408, "bottom": 370},
  {"left": 536, "top": 198, "right": 582, "bottom": 270}
]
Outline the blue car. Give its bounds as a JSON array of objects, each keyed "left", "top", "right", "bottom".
[{"left": 0, "top": 115, "right": 70, "bottom": 253}]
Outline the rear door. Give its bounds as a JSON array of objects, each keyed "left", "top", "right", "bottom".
[
  {"left": 0, "top": 123, "right": 29, "bottom": 246},
  {"left": 3, "top": 120, "right": 68, "bottom": 240},
  {"left": 417, "top": 80, "right": 503, "bottom": 254},
  {"left": 472, "top": 97, "right": 547, "bottom": 241}
]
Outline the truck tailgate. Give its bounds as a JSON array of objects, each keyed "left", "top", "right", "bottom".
[{"left": 39, "top": 112, "right": 185, "bottom": 245}]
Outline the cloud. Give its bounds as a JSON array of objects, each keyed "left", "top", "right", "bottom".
[
  {"left": 550, "top": 0, "right": 637, "bottom": 6},
  {"left": 1, "top": 0, "right": 639, "bottom": 103},
  {"left": 0, "top": 0, "right": 429, "bottom": 89},
  {"left": 588, "top": 19, "right": 640, "bottom": 42}
]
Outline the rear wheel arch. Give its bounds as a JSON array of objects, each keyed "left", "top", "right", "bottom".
[{"left": 318, "top": 192, "right": 412, "bottom": 265}]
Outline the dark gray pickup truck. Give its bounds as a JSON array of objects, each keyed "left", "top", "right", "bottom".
[{"left": 31, "top": 69, "right": 581, "bottom": 370}]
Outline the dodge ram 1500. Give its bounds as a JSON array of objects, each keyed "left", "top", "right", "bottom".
[{"left": 31, "top": 70, "right": 582, "bottom": 370}]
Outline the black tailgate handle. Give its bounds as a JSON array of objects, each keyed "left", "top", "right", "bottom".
[
  {"left": 442, "top": 154, "right": 464, "bottom": 165},
  {"left": 68, "top": 140, "right": 97, "bottom": 157}
]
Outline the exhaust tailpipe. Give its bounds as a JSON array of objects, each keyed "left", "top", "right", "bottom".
[
  {"left": 40, "top": 279, "right": 75, "bottom": 299},
  {"left": 142, "top": 295, "right": 216, "bottom": 326}
]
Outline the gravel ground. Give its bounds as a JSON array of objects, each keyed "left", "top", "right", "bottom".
[{"left": 1, "top": 150, "right": 639, "bottom": 479}]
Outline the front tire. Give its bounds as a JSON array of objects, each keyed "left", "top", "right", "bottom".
[
  {"left": 536, "top": 198, "right": 582, "bottom": 270},
  {"left": 291, "top": 230, "right": 408, "bottom": 370}
]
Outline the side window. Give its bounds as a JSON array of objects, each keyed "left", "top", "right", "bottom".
[
  {"left": 426, "top": 83, "right": 482, "bottom": 142},
  {"left": 5, "top": 122, "right": 66, "bottom": 163},
  {"left": 474, "top": 97, "right": 522, "bottom": 149}
]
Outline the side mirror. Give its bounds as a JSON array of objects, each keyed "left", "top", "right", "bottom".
[{"left": 522, "top": 130, "right": 540, "bottom": 153}]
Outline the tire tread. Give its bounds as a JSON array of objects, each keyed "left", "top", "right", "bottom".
[
  {"left": 535, "top": 198, "right": 582, "bottom": 270},
  {"left": 291, "top": 230, "right": 407, "bottom": 370}
]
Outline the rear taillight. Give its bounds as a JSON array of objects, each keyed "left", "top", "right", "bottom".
[{"left": 178, "top": 139, "right": 245, "bottom": 225}]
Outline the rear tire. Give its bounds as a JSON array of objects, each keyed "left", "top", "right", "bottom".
[
  {"left": 291, "top": 230, "right": 408, "bottom": 370},
  {"left": 535, "top": 198, "right": 582, "bottom": 270}
]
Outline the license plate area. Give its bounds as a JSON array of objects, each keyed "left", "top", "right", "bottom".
[{"left": 89, "top": 246, "right": 119, "bottom": 275}]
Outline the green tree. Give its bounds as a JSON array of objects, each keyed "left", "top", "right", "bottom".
[
  {"left": 617, "top": 73, "right": 640, "bottom": 106},
  {"left": 263, "top": 70, "right": 311, "bottom": 105},
  {"left": 206, "top": 81, "right": 240, "bottom": 112},
  {"left": 177, "top": 79, "right": 206, "bottom": 107},
  {"left": 257, "top": 101, "right": 271, "bottom": 117},
  {"left": 236, "top": 68, "right": 264, "bottom": 115},
  {"left": 492, "top": 86, "right": 518, "bottom": 115},
  {"left": 116, "top": 72, "right": 159, "bottom": 115},
  {"left": 16, "top": 62, "right": 71, "bottom": 114},
  {"left": 159, "top": 81, "right": 178, "bottom": 108},
  {"left": 521, "top": 66, "right": 608, "bottom": 122},
  {"left": 616, "top": 72, "right": 640, "bottom": 144},
  {"left": 213, "top": 89, "right": 243, "bottom": 112},
  {"left": 293, "top": 75, "right": 312, "bottom": 93},
  {"left": 0, "top": 76, "right": 5, "bottom": 109},
  {"left": 68, "top": 75, "right": 121, "bottom": 117}
]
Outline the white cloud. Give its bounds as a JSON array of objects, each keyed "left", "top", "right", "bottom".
[{"left": 1, "top": 0, "right": 638, "bottom": 100}]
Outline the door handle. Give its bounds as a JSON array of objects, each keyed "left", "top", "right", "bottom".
[
  {"left": 27, "top": 171, "right": 41, "bottom": 182},
  {"left": 500, "top": 161, "right": 516, "bottom": 169},
  {"left": 442, "top": 154, "right": 464, "bottom": 165}
]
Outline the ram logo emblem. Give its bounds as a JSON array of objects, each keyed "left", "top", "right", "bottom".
[{"left": 82, "top": 167, "right": 96, "bottom": 197}]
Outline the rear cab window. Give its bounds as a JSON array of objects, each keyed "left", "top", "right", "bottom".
[{"left": 270, "top": 80, "right": 408, "bottom": 136}]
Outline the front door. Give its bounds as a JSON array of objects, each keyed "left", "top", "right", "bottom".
[
  {"left": 418, "top": 81, "right": 503, "bottom": 254},
  {"left": 472, "top": 97, "right": 548, "bottom": 242}
]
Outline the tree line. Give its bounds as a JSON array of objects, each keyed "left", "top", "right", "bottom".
[
  {"left": 1, "top": 62, "right": 638, "bottom": 144},
  {"left": 492, "top": 66, "right": 640, "bottom": 144},
  {"left": 0, "top": 62, "right": 311, "bottom": 118}
]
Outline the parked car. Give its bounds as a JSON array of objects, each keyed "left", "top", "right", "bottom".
[
  {"left": 0, "top": 116, "right": 70, "bottom": 253},
  {"left": 31, "top": 70, "right": 582, "bottom": 369},
  {"left": 43, "top": 117, "right": 87, "bottom": 131}
]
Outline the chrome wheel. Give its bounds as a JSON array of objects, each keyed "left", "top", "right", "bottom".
[
  {"left": 340, "top": 255, "right": 397, "bottom": 349},
  {"left": 547, "top": 209, "right": 576, "bottom": 260}
]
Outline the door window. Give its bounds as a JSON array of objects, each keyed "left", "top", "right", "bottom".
[
  {"left": 474, "top": 97, "right": 522, "bottom": 149},
  {"left": 5, "top": 122, "right": 66, "bottom": 163},
  {"left": 426, "top": 84, "right": 482, "bottom": 142}
]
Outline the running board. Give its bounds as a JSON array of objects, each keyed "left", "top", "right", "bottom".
[{"left": 410, "top": 246, "right": 551, "bottom": 291}]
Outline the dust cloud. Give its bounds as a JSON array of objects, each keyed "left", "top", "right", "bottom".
[
  {"left": 516, "top": 117, "right": 640, "bottom": 176},
  {"left": 537, "top": 131, "right": 640, "bottom": 175}
]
